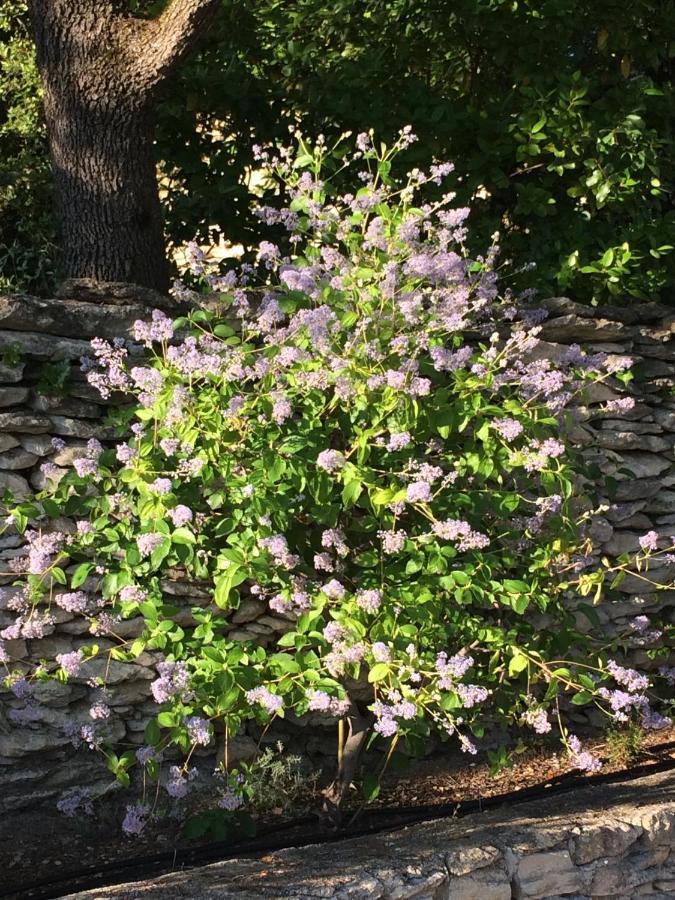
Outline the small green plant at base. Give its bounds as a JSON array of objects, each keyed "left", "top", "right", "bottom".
[{"left": 606, "top": 723, "right": 645, "bottom": 769}]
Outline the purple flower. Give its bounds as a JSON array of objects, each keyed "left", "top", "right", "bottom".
[
  {"left": 150, "top": 477, "right": 172, "bottom": 495},
  {"left": 639, "top": 530, "right": 659, "bottom": 552},
  {"left": 493, "top": 418, "right": 523, "bottom": 441},
  {"left": 523, "top": 707, "right": 551, "bottom": 734},
  {"left": 385, "top": 431, "right": 412, "bottom": 452},
  {"left": 379, "top": 530, "right": 407, "bottom": 554},
  {"left": 456, "top": 683, "right": 489, "bottom": 708},
  {"left": 246, "top": 686, "right": 283, "bottom": 715},
  {"left": 322, "top": 579, "right": 346, "bottom": 600},
  {"left": 160, "top": 438, "right": 180, "bottom": 456},
  {"left": 150, "top": 660, "right": 190, "bottom": 704},
  {"left": 55, "top": 591, "right": 89, "bottom": 613},
  {"left": 321, "top": 528, "right": 349, "bottom": 557},
  {"left": 356, "top": 589, "right": 382, "bottom": 613},
  {"left": 137, "top": 532, "right": 166, "bottom": 558},
  {"left": 185, "top": 715, "right": 211, "bottom": 746},
  {"left": 372, "top": 642, "right": 391, "bottom": 662},
  {"left": 605, "top": 397, "right": 635, "bottom": 414},
  {"left": 165, "top": 766, "right": 191, "bottom": 799},
  {"left": 406, "top": 481, "right": 432, "bottom": 503},
  {"left": 606, "top": 660, "right": 649, "bottom": 693},
  {"left": 56, "top": 650, "right": 84, "bottom": 677},
  {"left": 219, "top": 789, "right": 244, "bottom": 811},
  {"left": 89, "top": 701, "right": 111, "bottom": 720},
  {"left": 317, "top": 449, "right": 345, "bottom": 473},
  {"left": 168, "top": 505, "right": 193, "bottom": 527},
  {"left": 133, "top": 309, "right": 174, "bottom": 345},
  {"left": 568, "top": 735, "right": 602, "bottom": 773}
]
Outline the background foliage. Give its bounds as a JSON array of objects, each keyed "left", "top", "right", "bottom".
[{"left": 1, "top": 0, "right": 674, "bottom": 303}]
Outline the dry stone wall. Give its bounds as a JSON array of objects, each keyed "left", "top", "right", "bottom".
[
  {"left": 64, "top": 768, "right": 675, "bottom": 900},
  {"left": 0, "top": 287, "right": 672, "bottom": 813}
]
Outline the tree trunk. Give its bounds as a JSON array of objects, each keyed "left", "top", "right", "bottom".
[
  {"left": 46, "top": 98, "right": 168, "bottom": 291},
  {"left": 28, "top": 0, "right": 221, "bottom": 294}
]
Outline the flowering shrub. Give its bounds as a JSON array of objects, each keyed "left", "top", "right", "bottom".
[{"left": 2, "top": 130, "right": 673, "bottom": 829}]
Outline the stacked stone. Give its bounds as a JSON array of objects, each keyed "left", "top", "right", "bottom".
[
  {"left": 0, "top": 288, "right": 672, "bottom": 814},
  {"left": 0, "top": 284, "right": 177, "bottom": 810},
  {"left": 533, "top": 298, "right": 675, "bottom": 660}
]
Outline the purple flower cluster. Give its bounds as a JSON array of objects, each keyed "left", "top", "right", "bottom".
[
  {"left": 150, "top": 660, "right": 190, "bottom": 704},
  {"left": 185, "top": 715, "right": 211, "bottom": 746},
  {"left": 246, "top": 686, "right": 283, "bottom": 715},
  {"left": 306, "top": 690, "right": 350, "bottom": 717},
  {"left": 317, "top": 449, "right": 345, "bottom": 473},
  {"left": 567, "top": 735, "right": 602, "bottom": 773},
  {"left": 259, "top": 534, "right": 299, "bottom": 570},
  {"left": 432, "top": 519, "right": 489, "bottom": 551}
]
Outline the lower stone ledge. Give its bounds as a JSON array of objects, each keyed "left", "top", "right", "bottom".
[{"left": 63, "top": 768, "right": 675, "bottom": 900}]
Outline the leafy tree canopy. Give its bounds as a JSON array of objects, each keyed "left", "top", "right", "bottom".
[{"left": 1, "top": 0, "right": 674, "bottom": 302}]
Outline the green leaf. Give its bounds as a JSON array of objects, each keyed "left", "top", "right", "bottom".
[
  {"left": 144, "top": 718, "right": 161, "bottom": 745},
  {"left": 172, "top": 527, "right": 196, "bottom": 545},
  {"left": 70, "top": 563, "right": 93, "bottom": 589},
  {"left": 214, "top": 565, "right": 248, "bottom": 608},
  {"left": 571, "top": 690, "right": 593, "bottom": 705},
  {"left": 368, "top": 663, "right": 390, "bottom": 683}
]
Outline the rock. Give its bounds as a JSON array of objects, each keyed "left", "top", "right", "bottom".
[
  {"left": 231, "top": 598, "right": 266, "bottom": 624},
  {"left": 0, "top": 727, "right": 71, "bottom": 758},
  {"left": 615, "top": 453, "right": 672, "bottom": 480},
  {"left": 0, "top": 471, "right": 30, "bottom": 497},
  {"left": 217, "top": 733, "right": 258, "bottom": 767},
  {"left": 0, "top": 411, "right": 51, "bottom": 433},
  {"left": 30, "top": 466, "right": 68, "bottom": 491},
  {"left": 0, "top": 387, "right": 29, "bottom": 407},
  {"left": 0, "top": 361, "right": 25, "bottom": 383},
  {"left": 570, "top": 820, "right": 642, "bottom": 865},
  {"left": 446, "top": 864, "right": 511, "bottom": 900},
  {"left": 447, "top": 845, "right": 503, "bottom": 877},
  {"left": 637, "top": 358, "right": 674, "bottom": 378},
  {"left": 256, "top": 614, "right": 295, "bottom": 633},
  {"left": 0, "top": 290, "right": 181, "bottom": 340},
  {"left": 0, "top": 448, "right": 38, "bottom": 470},
  {"left": 541, "top": 314, "right": 632, "bottom": 342},
  {"left": 0, "top": 328, "right": 91, "bottom": 362},
  {"left": 56, "top": 279, "right": 178, "bottom": 311},
  {"left": 605, "top": 501, "right": 647, "bottom": 524},
  {"left": 600, "top": 419, "right": 664, "bottom": 434},
  {"left": 0, "top": 434, "right": 19, "bottom": 452},
  {"left": 48, "top": 415, "right": 116, "bottom": 439},
  {"left": 615, "top": 478, "right": 663, "bottom": 501},
  {"left": 51, "top": 441, "right": 89, "bottom": 466},
  {"left": 640, "top": 808, "right": 675, "bottom": 845},
  {"left": 645, "top": 492, "right": 675, "bottom": 514},
  {"left": 591, "top": 431, "right": 671, "bottom": 453},
  {"left": 31, "top": 394, "right": 102, "bottom": 419},
  {"left": 653, "top": 408, "right": 675, "bottom": 431},
  {"left": 513, "top": 849, "right": 586, "bottom": 898},
  {"left": 18, "top": 434, "right": 54, "bottom": 456}
]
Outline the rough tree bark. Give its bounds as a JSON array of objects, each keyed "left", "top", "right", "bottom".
[{"left": 27, "top": 0, "right": 221, "bottom": 293}]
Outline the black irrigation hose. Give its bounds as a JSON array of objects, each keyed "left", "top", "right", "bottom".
[{"left": 7, "top": 746, "right": 675, "bottom": 900}]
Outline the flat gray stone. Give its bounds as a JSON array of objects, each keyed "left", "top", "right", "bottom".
[
  {"left": 0, "top": 470, "right": 30, "bottom": 497},
  {"left": 0, "top": 411, "right": 51, "bottom": 433},
  {"left": 18, "top": 434, "right": 54, "bottom": 456},
  {"left": 0, "top": 386, "right": 29, "bottom": 407},
  {"left": 0, "top": 448, "right": 38, "bottom": 470},
  {"left": 0, "top": 328, "right": 91, "bottom": 362},
  {"left": 0, "top": 434, "right": 20, "bottom": 452}
]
